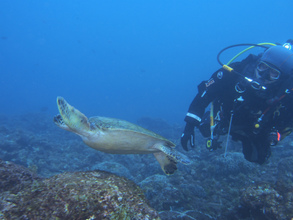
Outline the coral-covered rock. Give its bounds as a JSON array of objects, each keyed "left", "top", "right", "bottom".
[
  {"left": 0, "top": 159, "right": 40, "bottom": 193},
  {"left": 139, "top": 174, "right": 206, "bottom": 211},
  {"left": 91, "top": 161, "right": 134, "bottom": 180},
  {"left": 0, "top": 161, "right": 160, "bottom": 219},
  {"left": 277, "top": 156, "right": 293, "bottom": 189},
  {"left": 210, "top": 152, "right": 255, "bottom": 176},
  {"left": 159, "top": 210, "right": 215, "bottom": 220},
  {"left": 240, "top": 182, "right": 293, "bottom": 220}
]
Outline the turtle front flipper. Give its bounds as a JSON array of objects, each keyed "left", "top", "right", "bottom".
[
  {"left": 154, "top": 144, "right": 191, "bottom": 165},
  {"left": 153, "top": 152, "right": 177, "bottom": 175},
  {"left": 56, "top": 97, "right": 91, "bottom": 137}
]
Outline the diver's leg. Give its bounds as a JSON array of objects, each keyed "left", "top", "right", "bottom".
[
  {"left": 241, "top": 137, "right": 258, "bottom": 162},
  {"left": 253, "top": 135, "right": 271, "bottom": 164}
]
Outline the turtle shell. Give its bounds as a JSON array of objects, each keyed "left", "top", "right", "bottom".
[{"left": 89, "top": 116, "right": 174, "bottom": 147}]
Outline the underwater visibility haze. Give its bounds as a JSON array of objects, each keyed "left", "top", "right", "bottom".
[
  {"left": 1, "top": 0, "right": 292, "bottom": 123},
  {"left": 1, "top": 0, "right": 293, "bottom": 219}
]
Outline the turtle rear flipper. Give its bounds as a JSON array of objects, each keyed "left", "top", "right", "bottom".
[
  {"left": 154, "top": 144, "right": 191, "bottom": 165},
  {"left": 56, "top": 97, "right": 91, "bottom": 137},
  {"left": 153, "top": 152, "right": 177, "bottom": 175}
]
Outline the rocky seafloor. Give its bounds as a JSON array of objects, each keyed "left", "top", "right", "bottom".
[{"left": 0, "top": 113, "right": 293, "bottom": 219}]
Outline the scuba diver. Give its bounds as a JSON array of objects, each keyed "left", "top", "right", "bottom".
[{"left": 181, "top": 40, "right": 293, "bottom": 164}]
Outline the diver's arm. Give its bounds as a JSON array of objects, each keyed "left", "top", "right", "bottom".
[
  {"left": 181, "top": 69, "right": 231, "bottom": 151},
  {"left": 184, "top": 68, "right": 232, "bottom": 127}
]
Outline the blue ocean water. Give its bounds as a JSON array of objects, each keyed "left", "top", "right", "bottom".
[
  {"left": 2, "top": 2, "right": 293, "bottom": 218},
  {"left": 0, "top": 0, "right": 292, "bottom": 124}
]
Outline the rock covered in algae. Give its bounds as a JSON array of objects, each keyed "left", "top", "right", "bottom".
[
  {"left": 277, "top": 156, "right": 293, "bottom": 189},
  {"left": 0, "top": 162, "right": 160, "bottom": 219},
  {"left": 240, "top": 182, "right": 293, "bottom": 220},
  {"left": 0, "top": 159, "right": 40, "bottom": 194}
]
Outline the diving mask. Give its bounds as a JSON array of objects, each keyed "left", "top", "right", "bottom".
[{"left": 256, "top": 61, "right": 281, "bottom": 81}]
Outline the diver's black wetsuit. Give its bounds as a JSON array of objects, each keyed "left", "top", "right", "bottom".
[{"left": 184, "top": 54, "right": 293, "bottom": 164}]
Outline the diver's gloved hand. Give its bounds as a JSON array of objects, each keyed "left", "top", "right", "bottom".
[{"left": 181, "top": 123, "right": 195, "bottom": 151}]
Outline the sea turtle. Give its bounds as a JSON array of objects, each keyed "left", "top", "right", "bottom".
[{"left": 54, "top": 97, "right": 190, "bottom": 175}]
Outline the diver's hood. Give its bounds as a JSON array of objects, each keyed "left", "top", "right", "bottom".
[{"left": 261, "top": 45, "right": 293, "bottom": 78}]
